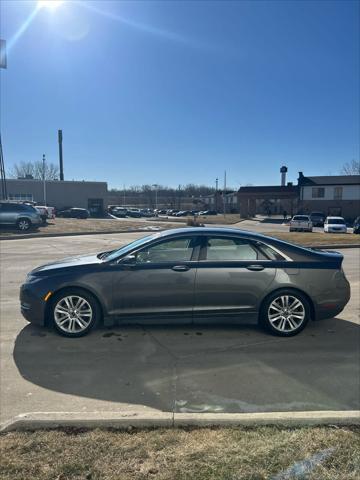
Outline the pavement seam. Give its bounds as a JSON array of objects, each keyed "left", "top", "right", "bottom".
[{"left": 139, "top": 325, "right": 179, "bottom": 427}]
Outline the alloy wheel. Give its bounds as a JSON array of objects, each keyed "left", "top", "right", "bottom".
[
  {"left": 54, "top": 295, "right": 93, "bottom": 334},
  {"left": 268, "top": 295, "right": 305, "bottom": 333},
  {"left": 18, "top": 220, "right": 30, "bottom": 230}
]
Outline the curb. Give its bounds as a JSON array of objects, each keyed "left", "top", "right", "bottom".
[
  {"left": 0, "top": 228, "right": 166, "bottom": 241},
  {"left": 1, "top": 410, "right": 359, "bottom": 433}
]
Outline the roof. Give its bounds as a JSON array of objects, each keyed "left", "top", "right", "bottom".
[
  {"left": 299, "top": 175, "right": 360, "bottom": 186},
  {"left": 238, "top": 185, "right": 298, "bottom": 193}
]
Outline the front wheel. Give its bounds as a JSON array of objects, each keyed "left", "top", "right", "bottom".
[
  {"left": 50, "top": 289, "right": 101, "bottom": 337},
  {"left": 17, "top": 218, "right": 31, "bottom": 231},
  {"left": 260, "top": 290, "right": 311, "bottom": 337}
]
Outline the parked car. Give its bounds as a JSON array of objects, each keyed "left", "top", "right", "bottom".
[
  {"left": 289, "top": 215, "right": 313, "bottom": 232},
  {"left": 34, "top": 206, "right": 49, "bottom": 224},
  {"left": 58, "top": 208, "right": 90, "bottom": 219},
  {"left": 324, "top": 216, "right": 347, "bottom": 233},
  {"left": 198, "top": 210, "right": 217, "bottom": 216},
  {"left": 353, "top": 216, "right": 360, "bottom": 234},
  {"left": 309, "top": 211, "right": 326, "bottom": 227},
  {"left": 127, "top": 208, "right": 142, "bottom": 218},
  {"left": 175, "top": 210, "right": 191, "bottom": 217},
  {"left": 0, "top": 201, "right": 42, "bottom": 231},
  {"left": 20, "top": 227, "right": 350, "bottom": 338},
  {"left": 140, "top": 209, "right": 155, "bottom": 217},
  {"left": 112, "top": 207, "right": 128, "bottom": 218},
  {"left": 45, "top": 206, "right": 56, "bottom": 219}
]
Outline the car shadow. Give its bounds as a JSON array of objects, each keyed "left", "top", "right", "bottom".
[{"left": 13, "top": 318, "right": 360, "bottom": 413}]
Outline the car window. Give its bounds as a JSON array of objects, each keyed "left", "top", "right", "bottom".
[
  {"left": 256, "top": 242, "right": 286, "bottom": 261},
  {"left": 292, "top": 216, "right": 309, "bottom": 221},
  {"left": 204, "top": 237, "right": 261, "bottom": 261},
  {"left": 136, "top": 237, "right": 195, "bottom": 263}
]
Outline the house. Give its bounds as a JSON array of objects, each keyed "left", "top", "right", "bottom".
[
  {"left": 238, "top": 184, "right": 299, "bottom": 218},
  {"left": 297, "top": 172, "right": 360, "bottom": 220}
]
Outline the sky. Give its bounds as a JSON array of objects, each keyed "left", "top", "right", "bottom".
[{"left": 0, "top": 0, "right": 359, "bottom": 189}]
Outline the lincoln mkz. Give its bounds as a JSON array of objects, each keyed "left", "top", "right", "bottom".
[{"left": 20, "top": 227, "right": 350, "bottom": 338}]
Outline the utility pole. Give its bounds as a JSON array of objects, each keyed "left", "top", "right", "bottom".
[
  {"left": 0, "top": 40, "right": 7, "bottom": 200},
  {"left": 0, "top": 134, "right": 7, "bottom": 200},
  {"left": 178, "top": 184, "right": 181, "bottom": 210},
  {"left": 42, "top": 154, "right": 47, "bottom": 205},
  {"left": 223, "top": 170, "right": 227, "bottom": 216},
  {"left": 123, "top": 184, "right": 126, "bottom": 206},
  {"left": 58, "top": 129, "right": 64, "bottom": 181},
  {"left": 152, "top": 184, "right": 159, "bottom": 210},
  {"left": 215, "top": 177, "right": 218, "bottom": 213}
]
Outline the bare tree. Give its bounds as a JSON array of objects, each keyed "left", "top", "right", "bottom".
[
  {"left": 341, "top": 160, "right": 360, "bottom": 175},
  {"left": 9, "top": 161, "right": 59, "bottom": 180}
]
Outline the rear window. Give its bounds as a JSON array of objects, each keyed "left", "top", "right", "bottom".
[{"left": 292, "top": 216, "right": 310, "bottom": 221}]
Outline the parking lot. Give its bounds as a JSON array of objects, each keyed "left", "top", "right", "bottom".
[{"left": 0, "top": 233, "right": 359, "bottom": 426}]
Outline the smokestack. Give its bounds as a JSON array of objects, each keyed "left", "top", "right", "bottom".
[
  {"left": 58, "top": 129, "right": 64, "bottom": 181},
  {"left": 280, "top": 165, "right": 288, "bottom": 186}
]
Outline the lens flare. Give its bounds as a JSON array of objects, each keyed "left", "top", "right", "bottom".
[{"left": 37, "top": 0, "right": 64, "bottom": 10}]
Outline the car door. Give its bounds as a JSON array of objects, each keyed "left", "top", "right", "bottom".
[
  {"left": 110, "top": 235, "right": 201, "bottom": 323},
  {"left": 193, "top": 235, "right": 277, "bottom": 323}
]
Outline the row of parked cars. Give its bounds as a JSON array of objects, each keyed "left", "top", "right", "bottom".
[
  {"left": 0, "top": 201, "right": 91, "bottom": 231},
  {"left": 108, "top": 206, "right": 218, "bottom": 218},
  {"left": 289, "top": 212, "right": 360, "bottom": 234}
]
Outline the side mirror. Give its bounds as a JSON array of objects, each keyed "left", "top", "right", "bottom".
[{"left": 120, "top": 254, "right": 137, "bottom": 265}]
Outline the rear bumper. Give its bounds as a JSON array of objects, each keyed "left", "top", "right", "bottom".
[
  {"left": 314, "top": 283, "right": 351, "bottom": 321},
  {"left": 20, "top": 285, "right": 46, "bottom": 325}
]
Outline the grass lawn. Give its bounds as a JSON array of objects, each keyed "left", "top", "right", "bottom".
[
  {"left": 0, "top": 426, "right": 359, "bottom": 480},
  {"left": 267, "top": 232, "right": 360, "bottom": 246},
  {"left": 0, "top": 218, "right": 177, "bottom": 238}
]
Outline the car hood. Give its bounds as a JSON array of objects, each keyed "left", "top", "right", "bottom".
[{"left": 31, "top": 253, "right": 102, "bottom": 274}]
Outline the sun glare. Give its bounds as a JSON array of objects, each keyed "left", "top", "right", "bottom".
[{"left": 37, "top": 0, "right": 64, "bottom": 10}]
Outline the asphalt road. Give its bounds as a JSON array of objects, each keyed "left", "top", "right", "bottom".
[{"left": 0, "top": 233, "right": 359, "bottom": 425}]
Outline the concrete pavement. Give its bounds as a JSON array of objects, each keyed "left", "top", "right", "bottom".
[{"left": 0, "top": 233, "right": 359, "bottom": 426}]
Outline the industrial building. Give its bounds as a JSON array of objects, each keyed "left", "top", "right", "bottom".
[{"left": 6, "top": 178, "right": 108, "bottom": 216}]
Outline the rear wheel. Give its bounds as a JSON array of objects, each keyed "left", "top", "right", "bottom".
[
  {"left": 17, "top": 218, "right": 31, "bottom": 231},
  {"left": 260, "top": 290, "right": 310, "bottom": 337},
  {"left": 50, "top": 289, "right": 101, "bottom": 337}
]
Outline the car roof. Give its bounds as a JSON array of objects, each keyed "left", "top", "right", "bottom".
[{"left": 326, "top": 216, "right": 345, "bottom": 220}]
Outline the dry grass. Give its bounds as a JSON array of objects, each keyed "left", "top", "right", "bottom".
[
  {"left": 0, "top": 426, "right": 359, "bottom": 480},
  {"left": 267, "top": 231, "right": 360, "bottom": 246},
  {"left": 155, "top": 214, "right": 242, "bottom": 225},
  {"left": 0, "top": 218, "right": 177, "bottom": 238}
]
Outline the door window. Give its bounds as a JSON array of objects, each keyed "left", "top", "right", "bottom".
[
  {"left": 204, "top": 237, "right": 262, "bottom": 261},
  {"left": 136, "top": 237, "right": 196, "bottom": 263}
]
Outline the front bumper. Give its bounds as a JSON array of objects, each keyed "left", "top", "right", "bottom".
[{"left": 20, "top": 284, "right": 47, "bottom": 325}]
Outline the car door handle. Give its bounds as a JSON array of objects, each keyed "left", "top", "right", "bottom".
[
  {"left": 172, "top": 265, "right": 190, "bottom": 272},
  {"left": 246, "top": 264, "right": 265, "bottom": 271}
]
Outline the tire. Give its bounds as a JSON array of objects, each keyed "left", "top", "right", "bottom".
[
  {"left": 259, "top": 289, "right": 311, "bottom": 337},
  {"left": 17, "top": 218, "right": 31, "bottom": 231},
  {"left": 50, "top": 288, "right": 101, "bottom": 337}
]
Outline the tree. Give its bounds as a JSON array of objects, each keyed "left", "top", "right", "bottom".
[
  {"left": 9, "top": 161, "right": 59, "bottom": 180},
  {"left": 341, "top": 160, "right": 360, "bottom": 175}
]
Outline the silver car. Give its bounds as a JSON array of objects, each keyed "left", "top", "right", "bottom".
[
  {"left": 20, "top": 227, "right": 350, "bottom": 338},
  {"left": 0, "top": 201, "right": 42, "bottom": 231}
]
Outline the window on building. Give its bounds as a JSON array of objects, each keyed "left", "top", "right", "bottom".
[
  {"left": 334, "top": 187, "right": 343, "bottom": 200},
  {"left": 8, "top": 193, "right": 33, "bottom": 202},
  {"left": 312, "top": 187, "right": 325, "bottom": 198}
]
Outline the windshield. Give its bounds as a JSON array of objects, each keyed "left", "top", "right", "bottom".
[
  {"left": 103, "top": 235, "right": 156, "bottom": 262},
  {"left": 293, "top": 216, "right": 309, "bottom": 221},
  {"left": 328, "top": 219, "right": 346, "bottom": 225}
]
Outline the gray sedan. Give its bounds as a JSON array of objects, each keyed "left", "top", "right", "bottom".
[{"left": 20, "top": 227, "right": 350, "bottom": 338}]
